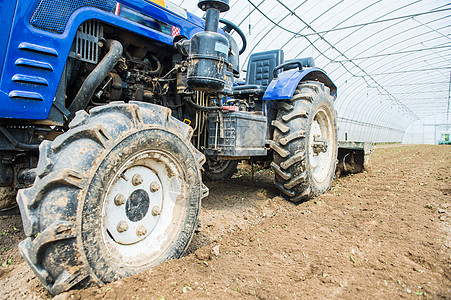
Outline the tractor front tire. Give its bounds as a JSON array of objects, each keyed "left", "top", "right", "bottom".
[
  {"left": 271, "top": 81, "right": 337, "bottom": 203},
  {"left": 17, "top": 102, "right": 207, "bottom": 295}
]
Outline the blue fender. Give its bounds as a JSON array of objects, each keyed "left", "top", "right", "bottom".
[{"left": 262, "top": 67, "right": 337, "bottom": 101}]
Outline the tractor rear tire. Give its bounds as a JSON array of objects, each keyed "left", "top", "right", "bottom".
[
  {"left": 17, "top": 102, "right": 208, "bottom": 295},
  {"left": 271, "top": 81, "right": 337, "bottom": 203},
  {"left": 203, "top": 158, "right": 238, "bottom": 181}
]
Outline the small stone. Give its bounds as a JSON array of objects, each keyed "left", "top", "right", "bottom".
[
  {"left": 406, "top": 289, "right": 411, "bottom": 294},
  {"left": 211, "top": 245, "right": 220, "bottom": 257},
  {"left": 256, "top": 192, "right": 266, "bottom": 199},
  {"left": 438, "top": 208, "right": 446, "bottom": 214},
  {"left": 195, "top": 247, "right": 211, "bottom": 260}
]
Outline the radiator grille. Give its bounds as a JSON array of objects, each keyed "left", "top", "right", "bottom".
[
  {"left": 30, "top": 0, "right": 116, "bottom": 34},
  {"left": 75, "top": 20, "right": 100, "bottom": 64}
]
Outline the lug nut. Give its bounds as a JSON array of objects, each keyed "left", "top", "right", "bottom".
[
  {"left": 150, "top": 181, "right": 160, "bottom": 192},
  {"left": 136, "top": 225, "right": 147, "bottom": 236},
  {"left": 117, "top": 221, "right": 128, "bottom": 233},
  {"left": 132, "top": 174, "right": 143, "bottom": 186},
  {"left": 114, "top": 194, "right": 126, "bottom": 206},
  {"left": 152, "top": 206, "right": 161, "bottom": 216}
]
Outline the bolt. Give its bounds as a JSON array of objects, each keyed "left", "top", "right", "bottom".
[
  {"left": 136, "top": 225, "right": 147, "bottom": 236},
  {"left": 114, "top": 194, "right": 126, "bottom": 206},
  {"left": 132, "top": 174, "right": 143, "bottom": 186},
  {"left": 98, "top": 41, "right": 104, "bottom": 48},
  {"left": 150, "top": 181, "right": 160, "bottom": 193},
  {"left": 37, "top": 135, "right": 45, "bottom": 141},
  {"left": 78, "top": 25, "right": 83, "bottom": 31},
  {"left": 152, "top": 206, "right": 161, "bottom": 216},
  {"left": 117, "top": 221, "right": 128, "bottom": 233},
  {"left": 76, "top": 53, "right": 82, "bottom": 59}
]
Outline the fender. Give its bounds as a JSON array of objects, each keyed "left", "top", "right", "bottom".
[{"left": 262, "top": 67, "right": 337, "bottom": 101}]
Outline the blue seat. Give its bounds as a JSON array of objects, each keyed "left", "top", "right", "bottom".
[{"left": 233, "top": 49, "right": 284, "bottom": 97}]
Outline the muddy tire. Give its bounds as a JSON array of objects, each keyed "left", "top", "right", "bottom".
[
  {"left": 0, "top": 187, "right": 17, "bottom": 211},
  {"left": 271, "top": 81, "right": 337, "bottom": 203},
  {"left": 203, "top": 158, "right": 238, "bottom": 182},
  {"left": 17, "top": 102, "right": 208, "bottom": 295}
]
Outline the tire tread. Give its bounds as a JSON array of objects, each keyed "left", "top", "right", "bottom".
[{"left": 271, "top": 81, "right": 337, "bottom": 204}]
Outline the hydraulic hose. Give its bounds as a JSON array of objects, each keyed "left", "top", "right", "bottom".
[
  {"left": 185, "top": 98, "right": 222, "bottom": 111},
  {"left": 0, "top": 126, "right": 39, "bottom": 151},
  {"left": 69, "top": 40, "right": 123, "bottom": 115}
]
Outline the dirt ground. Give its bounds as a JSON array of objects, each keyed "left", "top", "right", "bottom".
[{"left": 0, "top": 144, "right": 450, "bottom": 299}]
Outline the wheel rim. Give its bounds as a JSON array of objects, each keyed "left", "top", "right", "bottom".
[
  {"left": 309, "top": 108, "right": 334, "bottom": 183},
  {"left": 101, "top": 149, "right": 185, "bottom": 266}
]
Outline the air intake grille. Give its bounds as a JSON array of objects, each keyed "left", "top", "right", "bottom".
[
  {"left": 75, "top": 20, "right": 100, "bottom": 64},
  {"left": 30, "top": 0, "right": 116, "bottom": 34}
]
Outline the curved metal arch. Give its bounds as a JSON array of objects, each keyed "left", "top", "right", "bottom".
[
  {"left": 280, "top": 5, "right": 421, "bottom": 121},
  {"left": 321, "top": 3, "right": 447, "bottom": 68},
  {"left": 258, "top": 0, "right": 344, "bottom": 57},
  {"left": 324, "top": 18, "right": 451, "bottom": 82}
]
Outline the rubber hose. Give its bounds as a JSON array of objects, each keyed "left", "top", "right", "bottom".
[{"left": 69, "top": 40, "right": 123, "bottom": 115}]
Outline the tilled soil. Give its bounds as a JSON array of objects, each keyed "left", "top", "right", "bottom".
[{"left": 0, "top": 144, "right": 450, "bottom": 299}]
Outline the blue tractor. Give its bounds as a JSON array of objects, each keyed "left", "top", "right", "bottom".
[{"left": 0, "top": 0, "right": 337, "bottom": 294}]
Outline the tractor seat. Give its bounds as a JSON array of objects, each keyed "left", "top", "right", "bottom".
[
  {"left": 233, "top": 49, "right": 283, "bottom": 97},
  {"left": 233, "top": 84, "right": 266, "bottom": 95}
]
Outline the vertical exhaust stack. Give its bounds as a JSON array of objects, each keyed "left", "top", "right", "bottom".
[{"left": 187, "top": 0, "right": 230, "bottom": 92}]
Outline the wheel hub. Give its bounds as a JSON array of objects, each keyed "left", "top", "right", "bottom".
[
  {"left": 312, "top": 136, "right": 328, "bottom": 155},
  {"left": 309, "top": 108, "right": 333, "bottom": 183},
  {"left": 104, "top": 164, "right": 164, "bottom": 245},
  {"left": 125, "top": 189, "right": 150, "bottom": 222}
]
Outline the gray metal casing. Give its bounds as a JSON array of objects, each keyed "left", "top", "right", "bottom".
[{"left": 207, "top": 111, "right": 267, "bottom": 157}]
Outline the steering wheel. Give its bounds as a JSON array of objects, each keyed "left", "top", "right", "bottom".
[{"left": 219, "top": 18, "right": 247, "bottom": 55}]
